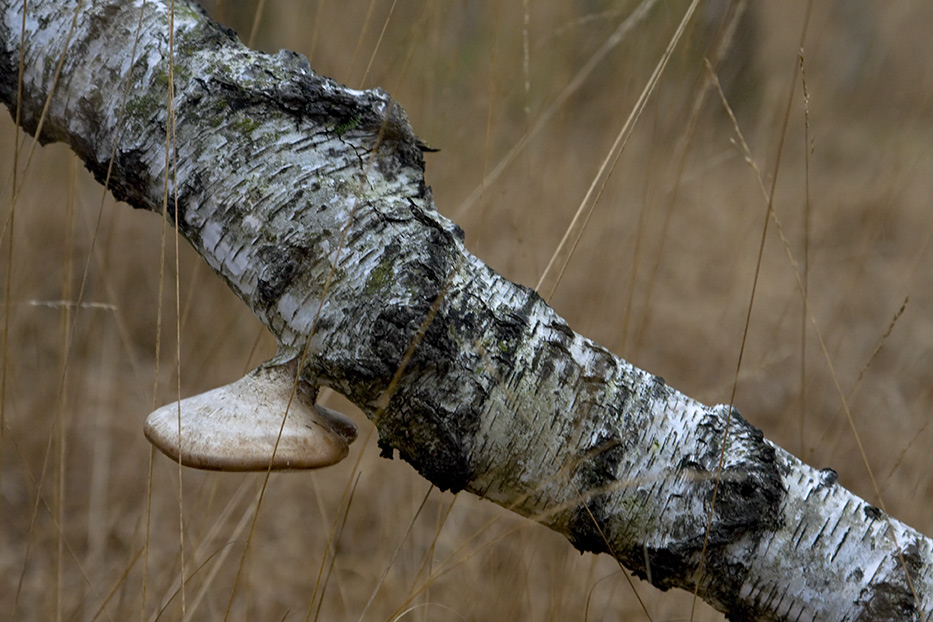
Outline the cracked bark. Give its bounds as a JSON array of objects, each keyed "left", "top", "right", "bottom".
[{"left": 1, "top": 1, "right": 930, "bottom": 620}]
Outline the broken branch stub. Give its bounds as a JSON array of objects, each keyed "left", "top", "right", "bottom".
[{"left": 144, "top": 364, "right": 357, "bottom": 471}]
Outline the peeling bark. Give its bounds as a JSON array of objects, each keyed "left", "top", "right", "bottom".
[{"left": 1, "top": 1, "right": 931, "bottom": 619}]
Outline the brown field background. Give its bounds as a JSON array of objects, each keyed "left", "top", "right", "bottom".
[{"left": 2, "top": 1, "right": 933, "bottom": 620}]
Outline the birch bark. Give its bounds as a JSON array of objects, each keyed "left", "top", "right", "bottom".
[{"left": 0, "top": 1, "right": 930, "bottom": 620}]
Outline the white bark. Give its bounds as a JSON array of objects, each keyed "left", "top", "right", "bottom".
[{"left": 1, "top": 1, "right": 930, "bottom": 620}]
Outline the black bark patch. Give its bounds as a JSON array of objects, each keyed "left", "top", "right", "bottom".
[
  {"left": 647, "top": 374, "right": 667, "bottom": 398},
  {"left": 366, "top": 297, "right": 483, "bottom": 493},
  {"left": 0, "top": 30, "right": 15, "bottom": 105},
  {"left": 255, "top": 244, "right": 308, "bottom": 309},
  {"left": 695, "top": 407, "right": 786, "bottom": 547},
  {"left": 632, "top": 546, "right": 688, "bottom": 589},
  {"left": 377, "top": 392, "right": 476, "bottom": 493},
  {"left": 818, "top": 467, "right": 838, "bottom": 488},
  {"left": 370, "top": 303, "right": 432, "bottom": 377},
  {"left": 578, "top": 435, "right": 626, "bottom": 489},
  {"left": 100, "top": 147, "right": 156, "bottom": 212},
  {"left": 567, "top": 494, "right": 614, "bottom": 556},
  {"left": 489, "top": 309, "right": 528, "bottom": 362},
  {"left": 856, "top": 544, "right": 922, "bottom": 622},
  {"left": 164, "top": 191, "right": 187, "bottom": 226}
]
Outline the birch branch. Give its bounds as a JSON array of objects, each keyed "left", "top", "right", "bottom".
[{"left": 0, "top": 1, "right": 930, "bottom": 619}]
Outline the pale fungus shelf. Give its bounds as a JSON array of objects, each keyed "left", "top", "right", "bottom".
[{"left": 144, "top": 364, "right": 357, "bottom": 471}]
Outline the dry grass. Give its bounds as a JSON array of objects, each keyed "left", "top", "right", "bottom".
[{"left": 3, "top": 1, "right": 933, "bottom": 620}]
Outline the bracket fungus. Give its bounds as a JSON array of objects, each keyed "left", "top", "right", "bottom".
[{"left": 144, "top": 364, "right": 357, "bottom": 471}]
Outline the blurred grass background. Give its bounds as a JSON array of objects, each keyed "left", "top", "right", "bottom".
[{"left": 2, "top": 1, "right": 933, "bottom": 619}]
